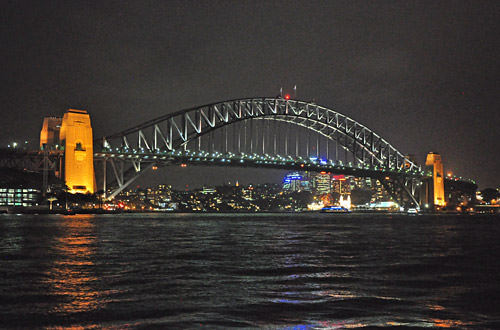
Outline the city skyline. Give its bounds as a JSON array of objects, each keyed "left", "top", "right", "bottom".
[{"left": 2, "top": 1, "right": 499, "bottom": 188}]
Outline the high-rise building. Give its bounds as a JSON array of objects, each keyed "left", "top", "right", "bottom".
[
  {"left": 283, "top": 172, "right": 304, "bottom": 191},
  {"left": 331, "top": 175, "right": 349, "bottom": 195},
  {"left": 241, "top": 185, "right": 254, "bottom": 200},
  {"left": 313, "top": 172, "right": 331, "bottom": 195},
  {"left": 150, "top": 184, "right": 172, "bottom": 207},
  {"left": 352, "top": 177, "right": 372, "bottom": 190},
  {"left": 371, "top": 179, "right": 386, "bottom": 202}
]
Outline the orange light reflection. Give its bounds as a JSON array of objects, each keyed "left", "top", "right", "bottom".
[
  {"left": 44, "top": 216, "right": 102, "bottom": 313},
  {"left": 433, "top": 319, "right": 469, "bottom": 328}
]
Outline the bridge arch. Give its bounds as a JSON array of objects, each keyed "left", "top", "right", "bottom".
[
  {"left": 96, "top": 97, "right": 427, "bottom": 205},
  {"left": 100, "top": 97, "right": 420, "bottom": 172}
]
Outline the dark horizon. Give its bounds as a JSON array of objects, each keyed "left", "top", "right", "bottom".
[{"left": 2, "top": 0, "right": 499, "bottom": 189}]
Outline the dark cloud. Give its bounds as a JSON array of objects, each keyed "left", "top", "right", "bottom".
[{"left": 1, "top": 0, "right": 499, "bottom": 188}]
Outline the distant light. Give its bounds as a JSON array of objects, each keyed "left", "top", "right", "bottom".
[
  {"left": 180, "top": 163, "right": 187, "bottom": 167},
  {"left": 284, "top": 94, "right": 290, "bottom": 100},
  {"left": 152, "top": 165, "right": 158, "bottom": 170}
]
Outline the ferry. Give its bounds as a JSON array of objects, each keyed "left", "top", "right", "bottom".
[{"left": 321, "top": 206, "right": 350, "bottom": 213}]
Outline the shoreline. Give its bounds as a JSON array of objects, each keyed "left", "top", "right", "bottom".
[{"left": 1, "top": 207, "right": 497, "bottom": 216}]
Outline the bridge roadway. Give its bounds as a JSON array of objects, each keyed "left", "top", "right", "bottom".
[
  {"left": 1, "top": 147, "right": 428, "bottom": 179},
  {"left": 0, "top": 147, "right": 476, "bottom": 191},
  {"left": 94, "top": 148, "right": 427, "bottom": 180},
  {"left": 93, "top": 148, "right": 477, "bottom": 203}
]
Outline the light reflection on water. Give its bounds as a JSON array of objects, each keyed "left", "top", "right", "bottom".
[
  {"left": 43, "top": 215, "right": 101, "bottom": 314},
  {"left": 0, "top": 213, "right": 499, "bottom": 329}
]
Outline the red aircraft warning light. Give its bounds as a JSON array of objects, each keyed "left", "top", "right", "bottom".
[{"left": 284, "top": 94, "right": 290, "bottom": 100}]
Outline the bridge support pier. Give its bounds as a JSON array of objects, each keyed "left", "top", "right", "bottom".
[
  {"left": 380, "top": 176, "right": 421, "bottom": 209},
  {"left": 59, "top": 109, "right": 95, "bottom": 194},
  {"left": 425, "top": 152, "right": 445, "bottom": 209},
  {"left": 96, "top": 157, "right": 155, "bottom": 200}
]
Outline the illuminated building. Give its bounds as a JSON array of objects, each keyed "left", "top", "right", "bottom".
[
  {"left": 58, "top": 109, "right": 95, "bottom": 194},
  {"left": 283, "top": 172, "right": 304, "bottom": 191},
  {"left": 299, "top": 173, "right": 312, "bottom": 191},
  {"left": 331, "top": 175, "right": 349, "bottom": 195},
  {"left": 149, "top": 184, "right": 173, "bottom": 208},
  {"left": 371, "top": 179, "right": 386, "bottom": 202},
  {"left": 40, "top": 117, "right": 62, "bottom": 150},
  {"left": 425, "top": 152, "right": 445, "bottom": 207},
  {"left": 156, "top": 184, "right": 172, "bottom": 200},
  {"left": 241, "top": 185, "right": 254, "bottom": 200},
  {"left": 313, "top": 172, "right": 331, "bottom": 194},
  {"left": 0, "top": 188, "right": 40, "bottom": 207},
  {"left": 201, "top": 186, "right": 216, "bottom": 194},
  {"left": 352, "top": 177, "right": 372, "bottom": 190}
]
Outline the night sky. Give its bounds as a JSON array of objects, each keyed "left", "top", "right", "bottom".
[{"left": 2, "top": 0, "right": 499, "bottom": 189}]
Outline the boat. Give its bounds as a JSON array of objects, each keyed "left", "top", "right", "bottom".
[
  {"left": 321, "top": 206, "right": 350, "bottom": 213},
  {"left": 407, "top": 208, "right": 419, "bottom": 215}
]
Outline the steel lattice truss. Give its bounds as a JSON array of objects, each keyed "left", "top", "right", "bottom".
[
  {"left": 100, "top": 98, "right": 421, "bottom": 170},
  {"left": 96, "top": 98, "right": 425, "bottom": 203},
  {"left": 0, "top": 149, "right": 61, "bottom": 173}
]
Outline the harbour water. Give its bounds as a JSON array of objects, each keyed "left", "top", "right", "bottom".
[{"left": 1, "top": 213, "right": 500, "bottom": 329}]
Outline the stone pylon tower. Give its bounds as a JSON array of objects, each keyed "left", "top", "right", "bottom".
[
  {"left": 425, "top": 152, "right": 445, "bottom": 207},
  {"left": 59, "top": 109, "right": 95, "bottom": 194},
  {"left": 40, "top": 117, "right": 62, "bottom": 150}
]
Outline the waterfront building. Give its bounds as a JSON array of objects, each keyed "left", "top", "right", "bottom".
[
  {"left": 0, "top": 188, "right": 40, "bottom": 207},
  {"left": 313, "top": 172, "right": 331, "bottom": 195},
  {"left": 331, "top": 175, "right": 349, "bottom": 195},
  {"left": 352, "top": 177, "right": 372, "bottom": 190},
  {"left": 241, "top": 185, "right": 254, "bottom": 200},
  {"left": 371, "top": 179, "right": 385, "bottom": 202},
  {"left": 283, "top": 172, "right": 303, "bottom": 191},
  {"left": 0, "top": 168, "right": 49, "bottom": 208},
  {"left": 282, "top": 172, "right": 312, "bottom": 192}
]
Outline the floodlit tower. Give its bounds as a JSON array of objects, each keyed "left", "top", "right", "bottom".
[
  {"left": 425, "top": 152, "right": 445, "bottom": 207},
  {"left": 40, "top": 117, "right": 62, "bottom": 150},
  {"left": 59, "top": 109, "right": 95, "bottom": 194}
]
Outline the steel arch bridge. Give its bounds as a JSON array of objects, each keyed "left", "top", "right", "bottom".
[{"left": 95, "top": 97, "right": 428, "bottom": 206}]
